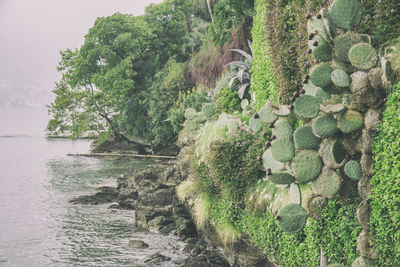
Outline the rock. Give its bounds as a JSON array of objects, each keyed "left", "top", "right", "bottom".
[
  {"left": 143, "top": 252, "right": 171, "bottom": 263},
  {"left": 357, "top": 201, "right": 371, "bottom": 230},
  {"left": 341, "top": 136, "right": 358, "bottom": 156},
  {"left": 360, "top": 153, "right": 374, "bottom": 176},
  {"left": 357, "top": 230, "right": 379, "bottom": 260},
  {"left": 364, "top": 108, "right": 381, "bottom": 131},
  {"left": 368, "top": 67, "right": 383, "bottom": 89},
  {"left": 356, "top": 129, "right": 373, "bottom": 154},
  {"left": 148, "top": 216, "right": 175, "bottom": 235},
  {"left": 358, "top": 174, "right": 372, "bottom": 200},
  {"left": 352, "top": 256, "right": 375, "bottom": 267},
  {"left": 69, "top": 186, "right": 118, "bottom": 205},
  {"left": 350, "top": 71, "right": 378, "bottom": 105},
  {"left": 128, "top": 240, "right": 149, "bottom": 249}
]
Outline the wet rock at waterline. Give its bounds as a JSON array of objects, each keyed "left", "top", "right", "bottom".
[
  {"left": 128, "top": 240, "right": 149, "bottom": 249},
  {"left": 69, "top": 186, "right": 118, "bottom": 205}
]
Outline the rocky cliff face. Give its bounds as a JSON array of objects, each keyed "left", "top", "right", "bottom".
[{"left": 115, "top": 155, "right": 272, "bottom": 267}]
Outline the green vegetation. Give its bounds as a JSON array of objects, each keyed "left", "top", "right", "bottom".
[
  {"left": 48, "top": 0, "right": 400, "bottom": 265},
  {"left": 249, "top": 0, "right": 279, "bottom": 107},
  {"left": 47, "top": 0, "right": 252, "bottom": 148},
  {"left": 370, "top": 82, "right": 400, "bottom": 266}
]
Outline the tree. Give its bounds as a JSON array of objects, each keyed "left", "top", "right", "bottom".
[{"left": 47, "top": 14, "right": 155, "bottom": 141}]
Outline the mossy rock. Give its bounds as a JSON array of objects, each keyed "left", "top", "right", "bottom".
[
  {"left": 196, "top": 112, "right": 207, "bottom": 123},
  {"left": 310, "top": 64, "right": 333, "bottom": 88},
  {"left": 201, "top": 103, "right": 215, "bottom": 117},
  {"left": 293, "top": 150, "right": 322, "bottom": 184},
  {"left": 268, "top": 172, "right": 295, "bottom": 185},
  {"left": 306, "top": 194, "right": 328, "bottom": 220},
  {"left": 249, "top": 118, "right": 262, "bottom": 133},
  {"left": 259, "top": 101, "right": 278, "bottom": 124},
  {"left": 185, "top": 119, "right": 198, "bottom": 131},
  {"left": 331, "top": 69, "right": 350, "bottom": 88},
  {"left": 294, "top": 95, "right": 320, "bottom": 119},
  {"left": 303, "top": 83, "right": 331, "bottom": 103},
  {"left": 333, "top": 32, "right": 362, "bottom": 63},
  {"left": 344, "top": 160, "right": 362, "bottom": 181},
  {"left": 328, "top": 0, "right": 361, "bottom": 31},
  {"left": 312, "top": 115, "right": 337, "bottom": 138},
  {"left": 272, "top": 119, "right": 293, "bottom": 140},
  {"left": 184, "top": 108, "right": 197, "bottom": 119},
  {"left": 262, "top": 149, "right": 285, "bottom": 172},
  {"left": 337, "top": 110, "right": 363, "bottom": 133},
  {"left": 270, "top": 138, "right": 295, "bottom": 162},
  {"left": 294, "top": 126, "right": 320, "bottom": 150},
  {"left": 311, "top": 167, "right": 342, "bottom": 199},
  {"left": 348, "top": 43, "right": 378, "bottom": 71},
  {"left": 227, "top": 119, "right": 239, "bottom": 134},
  {"left": 311, "top": 35, "right": 332, "bottom": 62},
  {"left": 276, "top": 203, "right": 307, "bottom": 233}
]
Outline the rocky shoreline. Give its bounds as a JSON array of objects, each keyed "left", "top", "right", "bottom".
[{"left": 70, "top": 153, "right": 271, "bottom": 266}]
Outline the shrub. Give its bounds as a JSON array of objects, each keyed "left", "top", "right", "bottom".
[
  {"left": 167, "top": 88, "right": 210, "bottom": 134},
  {"left": 370, "top": 82, "right": 400, "bottom": 266},
  {"left": 358, "top": 0, "right": 400, "bottom": 46},
  {"left": 213, "top": 85, "right": 242, "bottom": 115},
  {"left": 207, "top": 131, "right": 266, "bottom": 201}
]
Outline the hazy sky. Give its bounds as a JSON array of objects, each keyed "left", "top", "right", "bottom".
[{"left": 0, "top": 0, "right": 163, "bottom": 105}]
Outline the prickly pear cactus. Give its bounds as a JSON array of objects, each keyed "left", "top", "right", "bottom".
[
  {"left": 275, "top": 204, "right": 307, "bottom": 233},
  {"left": 250, "top": 4, "right": 391, "bottom": 260}
]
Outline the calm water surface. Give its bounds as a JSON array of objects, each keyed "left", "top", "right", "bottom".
[{"left": 0, "top": 106, "right": 186, "bottom": 266}]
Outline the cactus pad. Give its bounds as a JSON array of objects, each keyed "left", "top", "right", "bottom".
[
  {"left": 293, "top": 150, "right": 322, "bottom": 184},
  {"left": 348, "top": 43, "right": 378, "bottom": 71},
  {"left": 331, "top": 69, "right": 350, "bottom": 88},
  {"left": 328, "top": 264, "right": 345, "bottom": 267},
  {"left": 272, "top": 119, "right": 293, "bottom": 140},
  {"left": 270, "top": 139, "right": 295, "bottom": 162},
  {"left": 328, "top": 0, "right": 361, "bottom": 31},
  {"left": 344, "top": 160, "right": 362, "bottom": 181},
  {"left": 201, "top": 103, "right": 215, "bottom": 117},
  {"left": 307, "top": 16, "right": 329, "bottom": 42},
  {"left": 294, "top": 95, "right": 320, "bottom": 119},
  {"left": 337, "top": 110, "right": 363, "bottom": 133},
  {"left": 259, "top": 101, "right": 278, "bottom": 124},
  {"left": 312, "top": 115, "right": 337, "bottom": 138},
  {"left": 196, "top": 112, "right": 207, "bottom": 123},
  {"left": 185, "top": 119, "right": 198, "bottom": 131},
  {"left": 184, "top": 108, "right": 197, "bottom": 119},
  {"left": 312, "top": 167, "right": 342, "bottom": 199},
  {"left": 263, "top": 149, "right": 285, "bottom": 172},
  {"left": 249, "top": 118, "right": 262, "bottom": 133},
  {"left": 294, "top": 126, "right": 320, "bottom": 150},
  {"left": 276, "top": 203, "right": 307, "bottom": 233},
  {"left": 268, "top": 172, "right": 295, "bottom": 185},
  {"left": 311, "top": 35, "right": 332, "bottom": 62},
  {"left": 333, "top": 32, "right": 362, "bottom": 63},
  {"left": 303, "top": 83, "right": 331, "bottom": 103},
  {"left": 310, "top": 64, "right": 333, "bottom": 87},
  {"left": 227, "top": 119, "right": 239, "bottom": 134}
]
